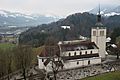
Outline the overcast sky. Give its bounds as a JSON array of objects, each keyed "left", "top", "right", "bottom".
[{"left": 0, "top": 0, "right": 120, "bottom": 16}]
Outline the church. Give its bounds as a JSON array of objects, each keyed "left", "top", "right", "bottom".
[{"left": 37, "top": 11, "right": 107, "bottom": 71}]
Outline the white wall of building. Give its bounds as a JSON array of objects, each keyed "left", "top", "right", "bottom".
[
  {"left": 62, "top": 49, "right": 99, "bottom": 56},
  {"left": 38, "top": 57, "right": 53, "bottom": 72},
  {"left": 38, "top": 56, "right": 101, "bottom": 72},
  {"left": 91, "top": 27, "right": 106, "bottom": 58},
  {"left": 38, "top": 57, "right": 61, "bottom": 72},
  {"left": 63, "top": 57, "right": 101, "bottom": 69},
  {"left": 90, "top": 57, "right": 101, "bottom": 64},
  {"left": 38, "top": 56, "right": 46, "bottom": 70}
]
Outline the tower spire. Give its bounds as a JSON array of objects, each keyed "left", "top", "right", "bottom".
[
  {"left": 97, "top": 4, "right": 101, "bottom": 22},
  {"left": 99, "top": 4, "right": 100, "bottom": 15}
]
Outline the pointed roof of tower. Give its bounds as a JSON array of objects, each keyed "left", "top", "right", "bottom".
[{"left": 95, "top": 4, "right": 104, "bottom": 27}]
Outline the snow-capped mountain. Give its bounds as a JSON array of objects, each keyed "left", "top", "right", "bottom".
[
  {"left": 0, "top": 10, "right": 60, "bottom": 27},
  {"left": 89, "top": 5, "right": 120, "bottom": 16},
  {"left": 111, "top": 6, "right": 120, "bottom": 13}
]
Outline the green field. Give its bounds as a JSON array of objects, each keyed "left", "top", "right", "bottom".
[
  {"left": 0, "top": 43, "right": 16, "bottom": 50},
  {"left": 81, "top": 71, "right": 120, "bottom": 80}
]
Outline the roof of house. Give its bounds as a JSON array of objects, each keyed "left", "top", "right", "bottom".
[{"left": 38, "top": 45, "right": 60, "bottom": 57}]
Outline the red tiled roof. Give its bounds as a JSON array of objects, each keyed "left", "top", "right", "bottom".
[{"left": 39, "top": 45, "right": 60, "bottom": 57}]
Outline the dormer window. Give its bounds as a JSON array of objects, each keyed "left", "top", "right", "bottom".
[
  {"left": 88, "top": 60, "right": 90, "bottom": 65},
  {"left": 69, "top": 53, "right": 71, "bottom": 56},
  {"left": 90, "top": 51, "right": 92, "bottom": 54},
  {"left": 77, "top": 61, "right": 79, "bottom": 65},
  {"left": 42, "top": 59, "right": 44, "bottom": 62},
  {"left": 80, "top": 52, "right": 82, "bottom": 55},
  {"left": 74, "top": 52, "right": 76, "bottom": 56}
]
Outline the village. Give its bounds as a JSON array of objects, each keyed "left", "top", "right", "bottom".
[{"left": 0, "top": 8, "right": 120, "bottom": 80}]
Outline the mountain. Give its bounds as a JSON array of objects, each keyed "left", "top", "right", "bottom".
[
  {"left": 19, "top": 12, "right": 96, "bottom": 47},
  {"left": 111, "top": 6, "right": 120, "bottom": 13},
  {"left": 19, "top": 12, "right": 120, "bottom": 47},
  {"left": 0, "top": 10, "right": 60, "bottom": 27},
  {"left": 89, "top": 5, "right": 120, "bottom": 16}
]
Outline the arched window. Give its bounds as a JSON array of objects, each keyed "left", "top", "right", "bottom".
[
  {"left": 69, "top": 53, "right": 71, "bottom": 56},
  {"left": 74, "top": 52, "right": 76, "bottom": 56},
  {"left": 88, "top": 60, "right": 90, "bottom": 65},
  {"left": 90, "top": 51, "right": 92, "bottom": 54},
  {"left": 85, "top": 51, "right": 87, "bottom": 54},
  {"left": 100, "top": 31, "right": 104, "bottom": 36},
  {"left": 80, "top": 52, "right": 82, "bottom": 55},
  {"left": 42, "top": 59, "right": 44, "bottom": 62},
  {"left": 93, "top": 31, "right": 96, "bottom": 36},
  {"left": 77, "top": 61, "right": 79, "bottom": 65}
]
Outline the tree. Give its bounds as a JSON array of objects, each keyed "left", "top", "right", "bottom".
[
  {"left": 51, "top": 57, "right": 63, "bottom": 80},
  {"left": 111, "top": 27, "right": 120, "bottom": 43},
  {"left": 0, "top": 48, "right": 13, "bottom": 80},
  {"left": 0, "top": 49, "right": 6, "bottom": 78},
  {"left": 13, "top": 45, "right": 33, "bottom": 80},
  {"left": 4, "top": 49, "right": 13, "bottom": 80},
  {"left": 0, "top": 36, "right": 2, "bottom": 41},
  {"left": 116, "top": 36, "right": 120, "bottom": 59},
  {"left": 44, "top": 38, "right": 63, "bottom": 80},
  {"left": 44, "top": 46, "right": 63, "bottom": 80}
]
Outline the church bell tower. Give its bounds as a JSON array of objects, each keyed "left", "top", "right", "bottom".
[{"left": 91, "top": 6, "right": 106, "bottom": 58}]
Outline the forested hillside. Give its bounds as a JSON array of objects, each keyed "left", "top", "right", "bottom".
[{"left": 19, "top": 12, "right": 120, "bottom": 47}]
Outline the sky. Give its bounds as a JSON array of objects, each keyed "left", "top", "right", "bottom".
[{"left": 0, "top": 0, "right": 120, "bottom": 17}]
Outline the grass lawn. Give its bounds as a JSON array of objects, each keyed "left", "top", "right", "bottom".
[
  {"left": 81, "top": 71, "right": 120, "bottom": 80},
  {"left": 0, "top": 43, "right": 16, "bottom": 50}
]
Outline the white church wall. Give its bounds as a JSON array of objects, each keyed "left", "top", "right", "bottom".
[
  {"left": 62, "top": 49, "right": 99, "bottom": 56},
  {"left": 38, "top": 56, "right": 101, "bottom": 72},
  {"left": 38, "top": 58, "right": 45, "bottom": 69},
  {"left": 97, "top": 36, "right": 106, "bottom": 58},
  {"left": 38, "top": 58, "right": 54, "bottom": 72},
  {"left": 63, "top": 57, "right": 101, "bottom": 69},
  {"left": 90, "top": 57, "right": 101, "bottom": 64},
  {"left": 83, "top": 59, "right": 89, "bottom": 66},
  {"left": 38, "top": 57, "right": 62, "bottom": 72},
  {"left": 91, "top": 27, "right": 106, "bottom": 58},
  {"left": 45, "top": 61, "right": 53, "bottom": 72},
  {"left": 63, "top": 60, "right": 83, "bottom": 69}
]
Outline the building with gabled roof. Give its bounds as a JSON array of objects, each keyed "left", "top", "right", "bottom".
[
  {"left": 37, "top": 10, "right": 106, "bottom": 71},
  {"left": 57, "top": 40, "right": 101, "bottom": 69}
]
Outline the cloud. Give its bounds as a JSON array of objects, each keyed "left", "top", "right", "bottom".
[{"left": 0, "top": 0, "right": 119, "bottom": 16}]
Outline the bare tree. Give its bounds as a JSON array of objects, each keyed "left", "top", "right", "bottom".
[
  {"left": 5, "top": 49, "right": 13, "bottom": 80},
  {"left": 51, "top": 57, "right": 63, "bottom": 80},
  {"left": 0, "top": 48, "right": 13, "bottom": 80},
  {"left": 45, "top": 45, "right": 63, "bottom": 80},
  {"left": 116, "top": 36, "right": 120, "bottom": 59},
  {"left": 0, "top": 49, "right": 6, "bottom": 78},
  {"left": 13, "top": 45, "right": 33, "bottom": 80}
]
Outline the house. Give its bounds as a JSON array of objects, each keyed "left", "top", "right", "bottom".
[{"left": 37, "top": 11, "right": 107, "bottom": 71}]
